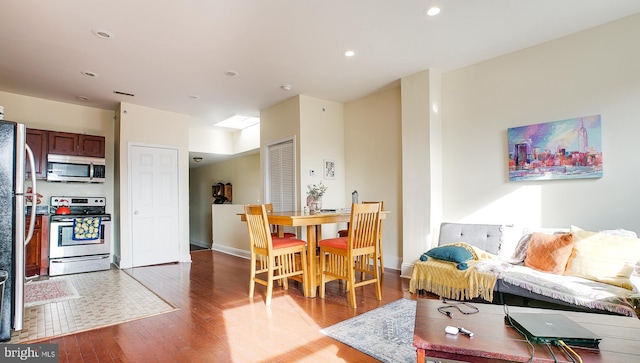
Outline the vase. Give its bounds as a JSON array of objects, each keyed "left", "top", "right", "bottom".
[{"left": 307, "top": 196, "right": 322, "bottom": 212}]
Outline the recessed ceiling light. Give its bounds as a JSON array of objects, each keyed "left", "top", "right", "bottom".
[
  {"left": 93, "top": 29, "right": 113, "bottom": 39},
  {"left": 344, "top": 50, "right": 356, "bottom": 57},
  {"left": 215, "top": 115, "right": 260, "bottom": 130},
  {"left": 223, "top": 70, "right": 238, "bottom": 77},
  {"left": 81, "top": 71, "right": 98, "bottom": 77},
  {"left": 281, "top": 85, "right": 292, "bottom": 91},
  {"left": 425, "top": 7, "right": 441, "bottom": 16},
  {"left": 77, "top": 96, "right": 90, "bottom": 101},
  {"left": 193, "top": 157, "right": 203, "bottom": 162},
  {"left": 188, "top": 95, "right": 200, "bottom": 100}
]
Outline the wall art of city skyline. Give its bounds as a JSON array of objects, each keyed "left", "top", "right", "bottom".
[{"left": 507, "top": 115, "right": 602, "bottom": 181}]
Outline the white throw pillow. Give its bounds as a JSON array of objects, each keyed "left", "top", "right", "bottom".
[{"left": 498, "top": 224, "right": 526, "bottom": 262}]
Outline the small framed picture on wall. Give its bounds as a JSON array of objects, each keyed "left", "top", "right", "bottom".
[{"left": 323, "top": 159, "right": 336, "bottom": 179}]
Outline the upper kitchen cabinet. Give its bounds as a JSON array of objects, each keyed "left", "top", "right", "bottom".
[
  {"left": 26, "top": 128, "right": 47, "bottom": 179},
  {"left": 48, "top": 131, "right": 105, "bottom": 158}
]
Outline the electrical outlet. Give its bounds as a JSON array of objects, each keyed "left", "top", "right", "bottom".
[{"left": 310, "top": 169, "right": 316, "bottom": 176}]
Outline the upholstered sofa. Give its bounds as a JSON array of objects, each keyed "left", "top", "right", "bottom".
[{"left": 409, "top": 222, "right": 640, "bottom": 317}]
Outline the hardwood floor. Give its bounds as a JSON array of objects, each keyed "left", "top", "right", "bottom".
[{"left": 38, "top": 250, "right": 420, "bottom": 362}]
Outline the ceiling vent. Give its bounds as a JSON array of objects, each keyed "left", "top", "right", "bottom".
[{"left": 113, "top": 90, "right": 135, "bottom": 97}]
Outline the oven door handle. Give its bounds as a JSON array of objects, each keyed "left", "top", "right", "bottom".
[{"left": 50, "top": 255, "right": 110, "bottom": 263}]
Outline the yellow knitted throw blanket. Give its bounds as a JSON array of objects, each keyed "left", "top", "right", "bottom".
[{"left": 409, "top": 243, "right": 498, "bottom": 301}]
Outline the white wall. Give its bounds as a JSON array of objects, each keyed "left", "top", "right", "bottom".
[
  {"left": 441, "top": 13, "right": 640, "bottom": 232},
  {"left": 299, "top": 95, "right": 344, "bottom": 238}
]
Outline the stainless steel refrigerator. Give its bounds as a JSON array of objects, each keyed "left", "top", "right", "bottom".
[{"left": 0, "top": 119, "right": 37, "bottom": 341}]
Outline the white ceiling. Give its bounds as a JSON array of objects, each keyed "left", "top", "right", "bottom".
[{"left": 2, "top": 1, "right": 640, "bottom": 166}]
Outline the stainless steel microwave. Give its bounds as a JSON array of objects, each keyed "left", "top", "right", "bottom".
[{"left": 47, "top": 154, "right": 106, "bottom": 183}]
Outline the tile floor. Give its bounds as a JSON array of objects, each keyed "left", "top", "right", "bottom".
[{"left": 5, "top": 268, "right": 177, "bottom": 344}]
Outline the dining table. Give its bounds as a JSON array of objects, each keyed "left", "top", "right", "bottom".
[{"left": 239, "top": 209, "right": 389, "bottom": 298}]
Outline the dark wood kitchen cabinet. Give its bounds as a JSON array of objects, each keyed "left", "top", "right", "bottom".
[
  {"left": 25, "top": 128, "right": 48, "bottom": 179},
  {"left": 48, "top": 131, "right": 105, "bottom": 158},
  {"left": 25, "top": 215, "right": 49, "bottom": 277}
]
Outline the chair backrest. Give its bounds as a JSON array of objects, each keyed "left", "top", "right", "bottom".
[
  {"left": 264, "top": 203, "right": 274, "bottom": 213},
  {"left": 347, "top": 202, "right": 381, "bottom": 250},
  {"left": 244, "top": 204, "right": 274, "bottom": 252},
  {"left": 364, "top": 201, "right": 384, "bottom": 239}
]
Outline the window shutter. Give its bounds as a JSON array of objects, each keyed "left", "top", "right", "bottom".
[{"left": 267, "top": 140, "right": 295, "bottom": 214}]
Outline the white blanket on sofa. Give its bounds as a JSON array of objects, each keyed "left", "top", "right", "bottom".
[{"left": 499, "top": 265, "right": 640, "bottom": 317}]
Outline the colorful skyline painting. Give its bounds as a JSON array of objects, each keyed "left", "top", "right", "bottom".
[{"left": 507, "top": 115, "right": 602, "bottom": 181}]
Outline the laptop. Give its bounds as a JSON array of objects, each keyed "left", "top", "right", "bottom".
[{"left": 505, "top": 312, "right": 601, "bottom": 348}]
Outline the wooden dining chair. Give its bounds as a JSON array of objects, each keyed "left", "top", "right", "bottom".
[
  {"left": 338, "top": 201, "right": 385, "bottom": 275},
  {"left": 318, "top": 202, "right": 382, "bottom": 308},
  {"left": 264, "top": 203, "right": 296, "bottom": 238},
  {"left": 245, "top": 204, "right": 308, "bottom": 306}
]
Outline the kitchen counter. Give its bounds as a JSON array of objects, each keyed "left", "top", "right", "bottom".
[{"left": 26, "top": 205, "right": 50, "bottom": 215}]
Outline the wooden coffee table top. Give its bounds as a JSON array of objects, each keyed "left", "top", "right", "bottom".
[{"left": 413, "top": 298, "right": 640, "bottom": 363}]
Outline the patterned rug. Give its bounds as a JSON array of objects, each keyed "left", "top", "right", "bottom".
[
  {"left": 320, "top": 298, "right": 417, "bottom": 363},
  {"left": 25, "top": 279, "right": 80, "bottom": 307},
  {"left": 6, "top": 269, "right": 178, "bottom": 344}
]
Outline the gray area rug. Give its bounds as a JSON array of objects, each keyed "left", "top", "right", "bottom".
[{"left": 321, "top": 298, "right": 417, "bottom": 363}]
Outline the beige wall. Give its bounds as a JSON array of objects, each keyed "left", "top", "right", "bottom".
[
  {"left": 0, "top": 91, "right": 117, "bottom": 253},
  {"left": 260, "top": 95, "right": 301, "bottom": 204},
  {"left": 0, "top": 91, "right": 115, "bottom": 206},
  {"left": 6, "top": 12, "right": 639, "bottom": 277},
  {"left": 440, "top": 12, "right": 640, "bottom": 233},
  {"left": 344, "top": 87, "right": 402, "bottom": 269},
  {"left": 188, "top": 152, "right": 260, "bottom": 247},
  {"left": 116, "top": 102, "right": 191, "bottom": 268}
]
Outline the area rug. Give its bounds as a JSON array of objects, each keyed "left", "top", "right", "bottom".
[
  {"left": 25, "top": 279, "right": 80, "bottom": 307},
  {"left": 320, "top": 298, "right": 417, "bottom": 363},
  {"left": 6, "top": 269, "right": 178, "bottom": 344}
]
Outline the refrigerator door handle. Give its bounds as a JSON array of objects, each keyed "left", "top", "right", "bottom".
[{"left": 24, "top": 144, "right": 36, "bottom": 246}]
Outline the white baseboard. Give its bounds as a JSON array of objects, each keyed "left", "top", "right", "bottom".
[
  {"left": 400, "top": 262, "right": 414, "bottom": 279},
  {"left": 211, "top": 244, "right": 250, "bottom": 260},
  {"left": 189, "top": 240, "right": 211, "bottom": 248}
]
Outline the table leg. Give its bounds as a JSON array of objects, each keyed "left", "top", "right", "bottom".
[
  {"left": 306, "top": 225, "right": 317, "bottom": 298},
  {"left": 416, "top": 349, "right": 425, "bottom": 363}
]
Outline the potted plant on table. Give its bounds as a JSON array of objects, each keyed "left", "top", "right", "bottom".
[{"left": 306, "top": 182, "right": 328, "bottom": 212}]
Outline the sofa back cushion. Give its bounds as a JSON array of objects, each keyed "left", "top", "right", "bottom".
[
  {"left": 524, "top": 232, "right": 574, "bottom": 274},
  {"left": 565, "top": 226, "right": 640, "bottom": 290},
  {"left": 438, "top": 223, "right": 502, "bottom": 255}
]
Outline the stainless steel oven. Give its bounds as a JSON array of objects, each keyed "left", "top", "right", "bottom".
[{"left": 49, "top": 196, "right": 112, "bottom": 276}]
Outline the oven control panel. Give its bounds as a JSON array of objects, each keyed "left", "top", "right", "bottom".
[{"left": 50, "top": 196, "right": 106, "bottom": 207}]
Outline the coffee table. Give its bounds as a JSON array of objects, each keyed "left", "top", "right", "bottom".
[{"left": 413, "top": 298, "right": 640, "bottom": 363}]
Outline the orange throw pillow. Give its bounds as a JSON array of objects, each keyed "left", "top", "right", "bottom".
[{"left": 524, "top": 233, "right": 574, "bottom": 274}]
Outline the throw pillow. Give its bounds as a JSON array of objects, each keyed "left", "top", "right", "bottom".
[
  {"left": 565, "top": 226, "right": 640, "bottom": 290},
  {"left": 524, "top": 232, "right": 574, "bottom": 274},
  {"left": 498, "top": 224, "right": 525, "bottom": 262},
  {"left": 421, "top": 245, "right": 474, "bottom": 270}
]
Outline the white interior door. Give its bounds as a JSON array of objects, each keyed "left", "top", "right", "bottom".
[{"left": 130, "top": 145, "right": 179, "bottom": 267}]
